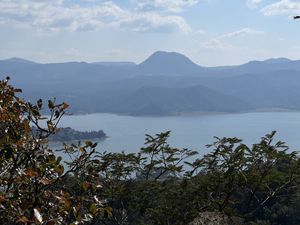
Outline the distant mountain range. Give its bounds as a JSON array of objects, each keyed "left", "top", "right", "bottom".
[{"left": 2, "top": 51, "right": 300, "bottom": 116}]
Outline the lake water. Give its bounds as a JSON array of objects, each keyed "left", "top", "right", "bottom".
[{"left": 58, "top": 112, "right": 300, "bottom": 155}]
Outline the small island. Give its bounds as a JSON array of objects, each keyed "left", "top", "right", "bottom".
[{"left": 48, "top": 127, "right": 107, "bottom": 142}]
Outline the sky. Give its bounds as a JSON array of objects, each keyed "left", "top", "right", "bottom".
[{"left": 1, "top": 0, "right": 300, "bottom": 66}]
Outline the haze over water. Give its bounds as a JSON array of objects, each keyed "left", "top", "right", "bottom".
[{"left": 59, "top": 112, "right": 300, "bottom": 155}]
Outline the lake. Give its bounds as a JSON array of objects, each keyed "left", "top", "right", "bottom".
[{"left": 58, "top": 112, "right": 300, "bottom": 155}]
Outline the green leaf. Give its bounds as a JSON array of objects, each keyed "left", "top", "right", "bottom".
[{"left": 48, "top": 100, "right": 54, "bottom": 109}]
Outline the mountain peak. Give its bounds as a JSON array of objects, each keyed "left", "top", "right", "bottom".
[
  {"left": 144, "top": 51, "right": 195, "bottom": 63},
  {"left": 150, "top": 50, "right": 187, "bottom": 57},
  {"left": 245, "top": 57, "right": 292, "bottom": 65},
  {"left": 263, "top": 57, "right": 291, "bottom": 64},
  {"left": 138, "top": 51, "right": 202, "bottom": 76},
  {"left": 4, "top": 57, "right": 37, "bottom": 64}
]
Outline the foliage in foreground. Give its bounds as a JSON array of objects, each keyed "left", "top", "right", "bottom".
[
  {"left": 93, "top": 131, "right": 300, "bottom": 225},
  {"left": 0, "top": 77, "right": 110, "bottom": 224},
  {"left": 1, "top": 77, "right": 300, "bottom": 225}
]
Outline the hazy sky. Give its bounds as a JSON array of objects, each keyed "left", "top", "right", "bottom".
[{"left": 1, "top": 0, "right": 300, "bottom": 66}]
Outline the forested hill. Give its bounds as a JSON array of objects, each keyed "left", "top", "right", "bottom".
[
  {"left": 48, "top": 127, "right": 106, "bottom": 142},
  {"left": 32, "top": 127, "right": 107, "bottom": 142},
  {"left": 2, "top": 51, "right": 300, "bottom": 115}
]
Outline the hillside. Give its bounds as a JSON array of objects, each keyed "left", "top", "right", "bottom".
[
  {"left": 2, "top": 51, "right": 300, "bottom": 115},
  {"left": 97, "top": 85, "right": 251, "bottom": 116}
]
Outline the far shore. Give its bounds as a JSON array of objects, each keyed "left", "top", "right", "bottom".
[{"left": 60, "top": 108, "right": 300, "bottom": 118}]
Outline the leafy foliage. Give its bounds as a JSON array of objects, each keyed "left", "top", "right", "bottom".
[
  {"left": 0, "top": 77, "right": 110, "bottom": 224},
  {"left": 189, "top": 132, "right": 300, "bottom": 223},
  {"left": 91, "top": 131, "right": 300, "bottom": 225}
]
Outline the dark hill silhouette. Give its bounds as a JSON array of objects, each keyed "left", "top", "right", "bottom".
[
  {"left": 263, "top": 58, "right": 291, "bottom": 64},
  {"left": 138, "top": 51, "right": 203, "bottom": 76},
  {"left": 209, "top": 58, "right": 300, "bottom": 76},
  {"left": 2, "top": 51, "right": 300, "bottom": 115},
  {"left": 92, "top": 61, "right": 136, "bottom": 67},
  {"left": 99, "top": 85, "right": 252, "bottom": 116},
  {"left": 4, "top": 57, "right": 37, "bottom": 64}
]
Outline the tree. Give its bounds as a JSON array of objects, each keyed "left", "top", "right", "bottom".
[
  {"left": 92, "top": 131, "right": 198, "bottom": 225},
  {"left": 0, "top": 77, "right": 110, "bottom": 224},
  {"left": 189, "top": 131, "right": 300, "bottom": 223}
]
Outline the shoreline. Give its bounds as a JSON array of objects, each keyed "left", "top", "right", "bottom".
[{"left": 61, "top": 108, "right": 300, "bottom": 118}]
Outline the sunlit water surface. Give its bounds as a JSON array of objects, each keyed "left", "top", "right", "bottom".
[{"left": 55, "top": 112, "right": 300, "bottom": 156}]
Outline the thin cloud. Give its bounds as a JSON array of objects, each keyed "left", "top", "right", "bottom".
[
  {"left": 221, "top": 28, "right": 265, "bottom": 38},
  {"left": 246, "top": 0, "right": 263, "bottom": 8},
  {"left": 0, "top": 0, "right": 191, "bottom": 33},
  {"left": 62, "top": 48, "right": 80, "bottom": 57},
  {"left": 121, "top": 13, "right": 191, "bottom": 33},
  {"left": 199, "top": 39, "right": 233, "bottom": 51},
  {"left": 261, "top": 0, "right": 300, "bottom": 16},
  {"left": 133, "top": 0, "right": 199, "bottom": 13},
  {"left": 194, "top": 29, "right": 207, "bottom": 35}
]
